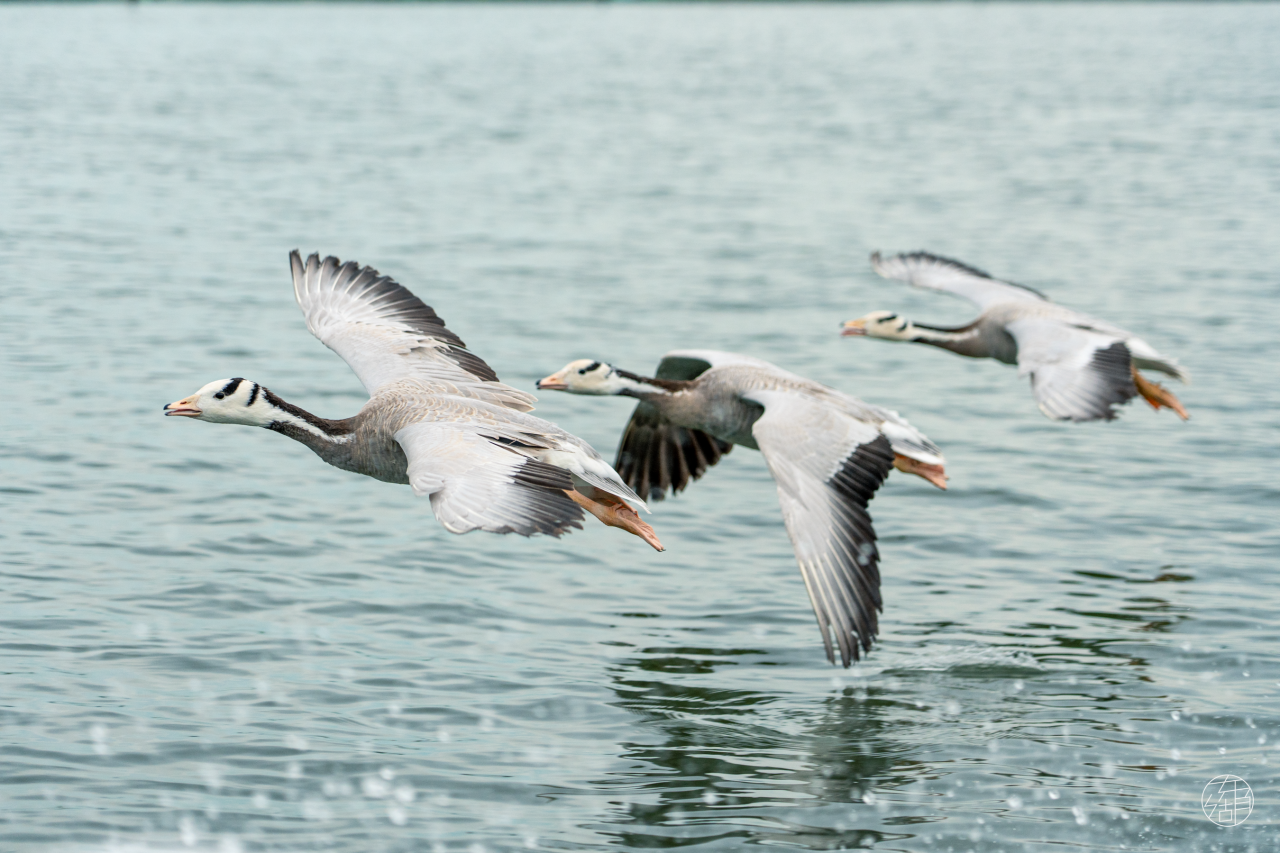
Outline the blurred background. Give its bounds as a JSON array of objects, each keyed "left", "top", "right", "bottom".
[{"left": 1, "top": 3, "right": 1278, "bottom": 851}]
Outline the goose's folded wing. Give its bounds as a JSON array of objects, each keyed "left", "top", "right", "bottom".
[
  {"left": 871, "top": 251, "right": 1047, "bottom": 311},
  {"left": 614, "top": 400, "right": 732, "bottom": 503},
  {"left": 1006, "top": 317, "right": 1137, "bottom": 422},
  {"left": 291, "top": 251, "right": 536, "bottom": 411},
  {"left": 395, "top": 422, "right": 584, "bottom": 537},
  {"left": 744, "top": 389, "right": 896, "bottom": 667}
]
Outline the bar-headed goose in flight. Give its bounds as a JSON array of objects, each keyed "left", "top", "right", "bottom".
[
  {"left": 536, "top": 350, "right": 946, "bottom": 667},
  {"left": 842, "top": 252, "right": 1189, "bottom": 422},
  {"left": 165, "top": 251, "right": 662, "bottom": 551}
]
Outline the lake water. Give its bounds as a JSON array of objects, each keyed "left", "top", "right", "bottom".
[{"left": 2, "top": 3, "right": 1278, "bottom": 851}]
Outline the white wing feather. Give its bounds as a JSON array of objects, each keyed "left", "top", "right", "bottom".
[
  {"left": 871, "top": 251, "right": 1048, "bottom": 311},
  {"left": 1006, "top": 317, "right": 1137, "bottom": 422},
  {"left": 394, "top": 422, "right": 586, "bottom": 537},
  {"left": 291, "top": 251, "right": 537, "bottom": 411},
  {"left": 744, "top": 388, "right": 896, "bottom": 666}
]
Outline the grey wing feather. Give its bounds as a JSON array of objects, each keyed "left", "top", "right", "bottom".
[
  {"left": 290, "top": 251, "right": 536, "bottom": 411},
  {"left": 871, "top": 251, "right": 1048, "bottom": 310},
  {"left": 394, "top": 423, "right": 585, "bottom": 537},
  {"left": 746, "top": 389, "right": 896, "bottom": 667},
  {"left": 1006, "top": 317, "right": 1137, "bottom": 421}
]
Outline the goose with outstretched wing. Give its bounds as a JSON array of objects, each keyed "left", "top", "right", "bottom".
[
  {"left": 842, "top": 252, "right": 1189, "bottom": 422},
  {"left": 536, "top": 350, "right": 946, "bottom": 667},
  {"left": 164, "top": 251, "right": 662, "bottom": 551}
]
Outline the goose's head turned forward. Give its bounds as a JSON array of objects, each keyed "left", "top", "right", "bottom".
[
  {"left": 535, "top": 359, "right": 664, "bottom": 397},
  {"left": 165, "top": 377, "right": 274, "bottom": 425},
  {"left": 840, "top": 310, "right": 921, "bottom": 342}
]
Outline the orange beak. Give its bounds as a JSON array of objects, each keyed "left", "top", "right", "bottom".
[
  {"left": 840, "top": 319, "right": 867, "bottom": 337},
  {"left": 536, "top": 369, "right": 570, "bottom": 391},
  {"left": 164, "top": 396, "right": 202, "bottom": 417}
]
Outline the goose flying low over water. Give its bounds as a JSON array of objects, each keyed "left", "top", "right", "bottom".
[
  {"left": 165, "top": 251, "right": 662, "bottom": 551},
  {"left": 842, "top": 252, "right": 1189, "bottom": 422},
  {"left": 536, "top": 350, "right": 947, "bottom": 666}
]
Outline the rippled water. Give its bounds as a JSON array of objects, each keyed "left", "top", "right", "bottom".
[{"left": 3, "top": 4, "right": 1279, "bottom": 851}]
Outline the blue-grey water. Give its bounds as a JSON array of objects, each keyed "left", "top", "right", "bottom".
[{"left": 2, "top": 4, "right": 1279, "bottom": 851}]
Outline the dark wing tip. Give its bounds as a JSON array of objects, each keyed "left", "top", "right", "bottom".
[
  {"left": 505, "top": 458, "right": 584, "bottom": 537},
  {"left": 809, "top": 434, "right": 896, "bottom": 667},
  {"left": 900, "top": 251, "right": 996, "bottom": 281}
]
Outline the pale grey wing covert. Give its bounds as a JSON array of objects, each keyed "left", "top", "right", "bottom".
[
  {"left": 745, "top": 389, "right": 896, "bottom": 667},
  {"left": 289, "top": 251, "right": 537, "bottom": 411},
  {"left": 871, "top": 251, "right": 1048, "bottom": 311},
  {"left": 1006, "top": 317, "right": 1138, "bottom": 422},
  {"left": 394, "top": 422, "right": 585, "bottom": 537}
]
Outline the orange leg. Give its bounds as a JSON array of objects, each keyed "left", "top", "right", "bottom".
[
  {"left": 893, "top": 455, "right": 947, "bottom": 490},
  {"left": 1132, "top": 365, "right": 1188, "bottom": 420},
  {"left": 565, "top": 489, "right": 665, "bottom": 552}
]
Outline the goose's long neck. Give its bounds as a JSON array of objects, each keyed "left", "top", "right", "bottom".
[
  {"left": 612, "top": 369, "right": 691, "bottom": 402},
  {"left": 261, "top": 389, "right": 358, "bottom": 464},
  {"left": 908, "top": 322, "right": 988, "bottom": 358}
]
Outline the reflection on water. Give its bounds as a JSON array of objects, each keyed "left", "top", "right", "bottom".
[{"left": 3, "top": 2, "right": 1279, "bottom": 851}]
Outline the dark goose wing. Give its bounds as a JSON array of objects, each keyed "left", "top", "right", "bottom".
[{"left": 613, "top": 350, "right": 735, "bottom": 502}]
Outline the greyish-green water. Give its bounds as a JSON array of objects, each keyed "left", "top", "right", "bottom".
[{"left": 2, "top": 3, "right": 1278, "bottom": 851}]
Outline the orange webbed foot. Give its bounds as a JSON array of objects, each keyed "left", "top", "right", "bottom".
[
  {"left": 565, "top": 489, "right": 665, "bottom": 552},
  {"left": 893, "top": 454, "right": 948, "bottom": 490}
]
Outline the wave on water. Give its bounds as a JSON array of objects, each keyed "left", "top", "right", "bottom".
[{"left": 860, "top": 645, "right": 1047, "bottom": 677}]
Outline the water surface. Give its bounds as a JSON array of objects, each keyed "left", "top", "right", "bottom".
[{"left": 2, "top": 4, "right": 1278, "bottom": 851}]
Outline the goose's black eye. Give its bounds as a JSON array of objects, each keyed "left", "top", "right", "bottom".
[
  {"left": 883, "top": 314, "right": 898, "bottom": 322},
  {"left": 578, "top": 361, "right": 602, "bottom": 375},
  {"left": 214, "top": 392, "right": 225, "bottom": 399}
]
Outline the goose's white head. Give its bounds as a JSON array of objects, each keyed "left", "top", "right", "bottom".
[
  {"left": 536, "top": 359, "right": 628, "bottom": 395},
  {"left": 164, "top": 378, "right": 274, "bottom": 426},
  {"left": 841, "top": 311, "right": 917, "bottom": 341}
]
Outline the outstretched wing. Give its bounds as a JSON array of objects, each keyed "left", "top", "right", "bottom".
[
  {"left": 290, "top": 251, "right": 536, "bottom": 411},
  {"left": 1006, "top": 317, "right": 1137, "bottom": 422},
  {"left": 614, "top": 400, "right": 733, "bottom": 503},
  {"left": 744, "top": 388, "right": 896, "bottom": 667},
  {"left": 610, "top": 349, "right": 745, "bottom": 502},
  {"left": 871, "top": 251, "right": 1047, "bottom": 311},
  {"left": 394, "top": 422, "right": 584, "bottom": 537}
]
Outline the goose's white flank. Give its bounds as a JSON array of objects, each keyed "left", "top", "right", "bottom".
[
  {"left": 842, "top": 252, "right": 1189, "bottom": 422},
  {"left": 165, "top": 251, "right": 662, "bottom": 551},
  {"left": 537, "top": 350, "right": 946, "bottom": 667}
]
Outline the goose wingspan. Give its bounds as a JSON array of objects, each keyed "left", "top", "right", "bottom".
[
  {"left": 871, "top": 251, "right": 1047, "bottom": 311},
  {"left": 394, "top": 422, "right": 585, "bottom": 537},
  {"left": 1006, "top": 317, "right": 1137, "bottom": 421},
  {"left": 744, "top": 389, "right": 896, "bottom": 667},
  {"left": 290, "top": 251, "right": 536, "bottom": 411}
]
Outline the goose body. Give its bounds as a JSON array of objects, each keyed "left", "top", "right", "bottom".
[
  {"left": 843, "top": 252, "right": 1189, "bottom": 422},
  {"left": 165, "top": 252, "right": 662, "bottom": 550},
  {"left": 537, "top": 350, "right": 947, "bottom": 667}
]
